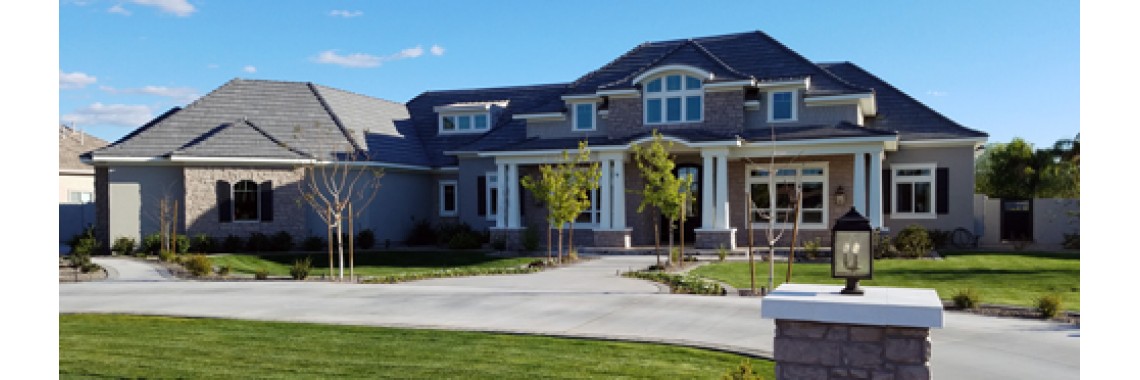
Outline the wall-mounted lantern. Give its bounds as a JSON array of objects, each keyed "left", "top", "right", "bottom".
[
  {"left": 831, "top": 208, "right": 873, "bottom": 295},
  {"left": 834, "top": 185, "right": 846, "bottom": 206}
]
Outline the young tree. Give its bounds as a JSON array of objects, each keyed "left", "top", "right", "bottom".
[
  {"left": 631, "top": 130, "right": 692, "bottom": 268},
  {"left": 521, "top": 140, "right": 599, "bottom": 264},
  {"left": 299, "top": 145, "right": 384, "bottom": 282}
]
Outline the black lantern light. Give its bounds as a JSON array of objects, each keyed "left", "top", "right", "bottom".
[{"left": 831, "top": 208, "right": 873, "bottom": 295}]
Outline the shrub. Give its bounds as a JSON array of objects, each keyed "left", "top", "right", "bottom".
[
  {"left": 1062, "top": 233, "right": 1079, "bottom": 249},
  {"left": 928, "top": 229, "right": 952, "bottom": 249},
  {"left": 140, "top": 232, "right": 162, "bottom": 255},
  {"left": 522, "top": 226, "right": 540, "bottom": 252},
  {"left": 270, "top": 231, "right": 294, "bottom": 252},
  {"left": 894, "top": 224, "right": 933, "bottom": 258},
  {"left": 217, "top": 264, "right": 231, "bottom": 277},
  {"left": 1037, "top": 293, "right": 1064, "bottom": 319},
  {"left": 952, "top": 288, "right": 981, "bottom": 310},
  {"left": 183, "top": 254, "right": 213, "bottom": 277},
  {"left": 873, "top": 230, "right": 894, "bottom": 259},
  {"left": 174, "top": 235, "right": 190, "bottom": 254},
  {"left": 567, "top": 248, "right": 579, "bottom": 262},
  {"left": 437, "top": 222, "right": 475, "bottom": 245},
  {"left": 491, "top": 236, "right": 507, "bottom": 251},
  {"left": 802, "top": 237, "right": 822, "bottom": 260},
  {"left": 302, "top": 236, "right": 326, "bottom": 251},
  {"left": 254, "top": 268, "right": 270, "bottom": 280},
  {"left": 222, "top": 234, "right": 243, "bottom": 252},
  {"left": 290, "top": 257, "right": 312, "bottom": 280},
  {"left": 356, "top": 229, "right": 376, "bottom": 250},
  {"left": 447, "top": 231, "right": 482, "bottom": 250},
  {"left": 111, "top": 237, "right": 136, "bottom": 256},
  {"left": 623, "top": 271, "right": 725, "bottom": 296},
  {"left": 721, "top": 360, "right": 763, "bottom": 380},
  {"left": 717, "top": 244, "right": 728, "bottom": 262},
  {"left": 158, "top": 249, "right": 177, "bottom": 263},
  {"left": 405, "top": 219, "right": 437, "bottom": 246},
  {"left": 191, "top": 234, "right": 215, "bottom": 253},
  {"left": 246, "top": 232, "right": 270, "bottom": 252},
  {"left": 80, "top": 262, "right": 102, "bottom": 274}
]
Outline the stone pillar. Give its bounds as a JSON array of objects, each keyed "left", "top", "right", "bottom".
[
  {"left": 600, "top": 158, "right": 613, "bottom": 230},
  {"left": 507, "top": 163, "right": 521, "bottom": 229},
  {"left": 854, "top": 152, "right": 866, "bottom": 216},
  {"left": 761, "top": 284, "right": 944, "bottom": 380},
  {"left": 496, "top": 163, "right": 507, "bottom": 228},
  {"left": 869, "top": 151, "right": 883, "bottom": 229}
]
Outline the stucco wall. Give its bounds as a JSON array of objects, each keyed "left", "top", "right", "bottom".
[
  {"left": 367, "top": 170, "right": 434, "bottom": 245},
  {"left": 105, "top": 166, "right": 185, "bottom": 245},
  {"left": 59, "top": 174, "right": 96, "bottom": 203},
  {"left": 882, "top": 145, "right": 977, "bottom": 234}
]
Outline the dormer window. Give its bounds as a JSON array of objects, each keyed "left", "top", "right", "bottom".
[
  {"left": 572, "top": 103, "right": 596, "bottom": 131},
  {"left": 440, "top": 113, "right": 489, "bottom": 134},
  {"left": 643, "top": 74, "right": 703, "bottom": 124},
  {"left": 768, "top": 90, "right": 798, "bottom": 122}
]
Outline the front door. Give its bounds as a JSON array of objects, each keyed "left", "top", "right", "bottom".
[{"left": 660, "top": 165, "right": 701, "bottom": 245}]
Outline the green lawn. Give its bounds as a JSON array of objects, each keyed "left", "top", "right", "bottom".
[
  {"left": 60, "top": 314, "right": 772, "bottom": 379},
  {"left": 691, "top": 251, "right": 1079, "bottom": 311},
  {"left": 209, "top": 250, "right": 537, "bottom": 278}
]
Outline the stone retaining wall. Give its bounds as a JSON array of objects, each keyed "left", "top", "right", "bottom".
[{"left": 775, "top": 319, "right": 931, "bottom": 380}]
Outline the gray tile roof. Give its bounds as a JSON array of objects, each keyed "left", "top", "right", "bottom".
[
  {"left": 818, "top": 62, "right": 988, "bottom": 140},
  {"left": 170, "top": 120, "right": 310, "bottom": 159},
  {"left": 87, "top": 79, "right": 420, "bottom": 164},
  {"left": 59, "top": 125, "right": 108, "bottom": 171}
]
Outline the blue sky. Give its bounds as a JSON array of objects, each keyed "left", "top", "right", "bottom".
[{"left": 57, "top": 0, "right": 1079, "bottom": 148}]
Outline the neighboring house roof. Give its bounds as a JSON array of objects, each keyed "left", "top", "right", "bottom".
[
  {"left": 59, "top": 125, "right": 108, "bottom": 172},
  {"left": 85, "top": 79, "right": 420, "bottom": 165},
  {"left": 818, "top": 62, "right": 988, "bottom": 141}
]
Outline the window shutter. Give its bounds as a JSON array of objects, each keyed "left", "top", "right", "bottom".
[
  {"left": 936, "top": 168, "right": 949, "bottom": 215},
  {"left": 477, "top": 176, "right": 486, "bottom": 216},
  {"left": 518, "top": 178, "right": 526, "bottom": 217},
  {"left": 882, "top": 170, "right": 891, "bottom": 215},
  {"left": 260, "top": 180, "right": 274, "bottom": 222},
  {"left": 217, "top": 180, "right": 232, "bottom": 222}
]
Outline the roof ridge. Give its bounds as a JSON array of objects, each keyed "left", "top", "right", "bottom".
[
  {"left": 311, "top": 83, "right": 406, "bottom": 107},
  {"left": 420, "top": 82, "right": 569, "bottom": 96},
  {"left": 308, "top": 82, "right": 366, "bottom": 156},
  {"left": 569, "top": 42, "right": 652, "bottom": 88},
  {"left": 830, "top": 62, "right": 985, "bottom": 136},
  {"left": 748, "top": 31, "right": 870, "bottom": 93},
  {"left": 597, "top": 39, "right": 689, "bottom": 89},
  {"left": 688, "top": 39, "right": 752, "bottom": 80},
  {"left": 240, "top": 119, "right": 313, "bottom": 157}
]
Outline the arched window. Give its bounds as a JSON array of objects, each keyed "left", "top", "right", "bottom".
[
  {"left": 216, "top": 179, "right": 273, "bottom": 223},
  {"left": 643, "top": 73, "right": 703, "bottom": 124},
  {"left": 233, "top": 180, "right": 260, "bottom": 221}
]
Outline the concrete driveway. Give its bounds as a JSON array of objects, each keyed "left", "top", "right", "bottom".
[{"left": 62, "top": 255, "right": 1079, "bottom": 379}]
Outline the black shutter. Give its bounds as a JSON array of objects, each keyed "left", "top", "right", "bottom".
[
  {"left": 936, "top": 168, "right": 949, "bottom": 215},
  {"left": 260, "top": 180, "right": 274, "bottom": 222},
  {"left": 217, "top": 180, "right": 232, "bottom": 222},
  {"left": 477, "top": 176, "right": 486, "bottom": 216},
  {"left": 882, "top": 170, "right": 891, "bottom": 215},
  {"left": 518, "top": 178, "right": 526, "bottom": 217}
]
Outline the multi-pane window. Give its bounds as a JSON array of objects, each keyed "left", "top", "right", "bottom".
[
  {"left": 644, "top": 74, "right": 703, "bottom": 124},
  {"left": 440, "top": 113, "right": 490, "bottom": 133},
  {"left": 747, "top": 164, "right": 827, "bottom": 229},
  {"left": 573, "top": 188, "right": 600, "bottom": 226},
  {"left": 768, "top": 91, "right": 797, "bottom": 122},
  {"left": 439, "top": 180, "right": 458, "bottom": 216},
  {"left": 68, "top": 191, "right": 93, "bottom": 203},
  {"left": 573, "top": 103, "right": 595, "bottom": 131},
  {"left": 892, "top": 164, "right": 935, "bottom": 217},
  {"left": 233, "top": 180, "right": 260, "bottom": 221}
]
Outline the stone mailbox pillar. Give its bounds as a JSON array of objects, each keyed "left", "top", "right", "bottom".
[{"left": 760, "top": 284, "right": 944, "bottom": 380}]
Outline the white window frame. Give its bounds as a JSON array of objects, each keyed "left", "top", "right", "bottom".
[
  {"left": 485, "top": 172, "right": 499, "bottom": 221},
  {"left": 438, "top": 112, "right": 491, "bottom": 134},
  {"left": 67, "top": 191, "right": 94, "bottom": 204},
  {"left": 745, "top": 163, "right": 829, "bottom": 230},
  {"left": 439, "top": 180, "right": 458, "bottom": 217},
  {"left": 642, "top": 73, "right": 704, "bottom": 125},
  {"left": 571, "top": 102, "right": 596, "bottom": 131},
  {"left": 890, "top": 163, "right": 937, "bottom": 219},
  {"left": 767, "top": 90, "right": 799, "bottom": 123},
  {"left": 571, "top": 187, "right": 601, "bottom": 228},
  {"left": 232, "top": 180, "right": 261, "bottom": 222}
]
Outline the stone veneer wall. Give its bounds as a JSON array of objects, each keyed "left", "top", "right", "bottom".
[
  {"left": 183, "top": 166, "right": 307, "bottom": 239},
  {"left": 605, "top": 90, "right": 745, "bottom": 140},
  {"left": 775, "top": 320, "right": 932, "bottom": 380}
]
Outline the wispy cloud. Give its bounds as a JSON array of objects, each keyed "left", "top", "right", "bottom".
[
  {"left": 926, "top": 90, "right": 949, "bottom": 97},
  {"left": 329, "top": 10, "right": 363, "bottom": 18},
  {"left": 243, "top": 65, "right": 257, "bottom": 73},
  {"left": 315, "top": 45, "right": 441, "bottom": 68},
  {"left": 100, "top": 85, "right": 199, "bottom": 103},
  {"left": 61, "top": 103, "right": 154, "bottom": 127},
  {"left": 130, "top": 0, "right": 196, "bottom": 17},
  {"left": 60, "top": 71, "right": 97, "bottom": 89},
  {"left": 430, "top": 44, "right": 445, "bottom": 56},
  {"left": 108, "top": 4, "right": 131, "bottom": 15}
]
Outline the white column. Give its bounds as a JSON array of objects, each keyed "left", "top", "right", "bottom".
[
  {"left": 853, "top": 152, "right": 867, "bottom": 216},
  {"left": 701, "top": 152, "right": 715, "bottom": 229},
  {"left": 715, "top": 152, "right": 730, "bottom": 229},
  {"left": 612, "top": 158, "right": 627, "bottom": 229},
  {"left": 496, "top": 163, "right": 507, "bottom": 228},
  {"left": 599, "top": 158, "right": 613, "bottom": 230},
  {"left": 868, "top": 151, "right": 883, "bottom": 229},
  {"left": 507, "top": 163, "right": 521, "bottom": 228}
]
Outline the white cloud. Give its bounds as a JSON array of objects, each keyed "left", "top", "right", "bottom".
[
  {"left": 243, "top": 65, "right": 257, "bottom": 73},
  {"left": 316, "top": 50, "right": 382, "bottom": 68},
  {"left": 100, "top": 85, "right": 199, "bottom": 103},
  {"left": 60, "top": 71, "right": 97, "bottom": 89},
  {"left": 108, "top": 4, "right": 131, "bottom": 15},
  {"left": 130, "top": 0, "right": 196, "bottom": 17},
  {"left": 61, "top": 103, "right": 154, "bottom": 127},
  {"left": 430, "top": 44, "right": 445, "bottom": 56},
  {"left": 927, "top": 90, "right": 948, "bottom": 97},
  {"left": 398, "top": 46, "right": 424, "bottom": 59},
  {"left": 329, "top": 10, "right": 363, "bottom": 18}
]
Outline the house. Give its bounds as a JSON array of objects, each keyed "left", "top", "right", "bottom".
[
  {"left": 60, "top": 124, "right": 108, "bottom": 247},
  {"left": 83, "top": 30, "right": 987, "bottom": 250}
]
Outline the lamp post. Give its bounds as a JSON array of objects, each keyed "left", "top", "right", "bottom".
[{"left": 832, "top": 208, "right": 873, "bottom": 295}]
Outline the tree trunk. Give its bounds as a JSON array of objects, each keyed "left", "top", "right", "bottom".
[
  {"left": 547, "top": 223, "right": 552, "bottom": 263},
  {"left": 679, "top": 206, "right": 686, "bottom": 269},
  {"left": 654, "top": 221, "right": 661, "bottom": 268},
  {"left": 567, "top": 223, "right": 574, "bottom": 262},
  {"left": 748, "top": 202, "right": 755, "bottom": 294},
  {"left": 327, "top": 206, "right": 334, "bottom": 280},
  {"left": 349, "top": 202, "right": 355, "bottom": 282},
  {"left": 336, "top": 218, "right": 345, "bottom": 281},
  {"left": 172, "top": 200, "right": 179, "bottom": 254},
  {"left": 767, "top": 243, "right": 775, "bottom": 292},
  {"left": 785, "top": 196, "right": 801, "bottom": 284},
  {"left": 557, "top": 227, "right": 564, "bottom": 264},
  {"left": 668, "top": 221, "right": 675, "bottom": 268}
]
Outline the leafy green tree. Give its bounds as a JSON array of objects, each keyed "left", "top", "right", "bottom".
[
  {"left": 976, "top": 135, "right": 1079, "bottom": 199},
  {"left": 631, "top": 130, "right": 693, "bottom": 268},
  {"left": 522, "top": 141, "right": 599, "bottom": 264}
]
